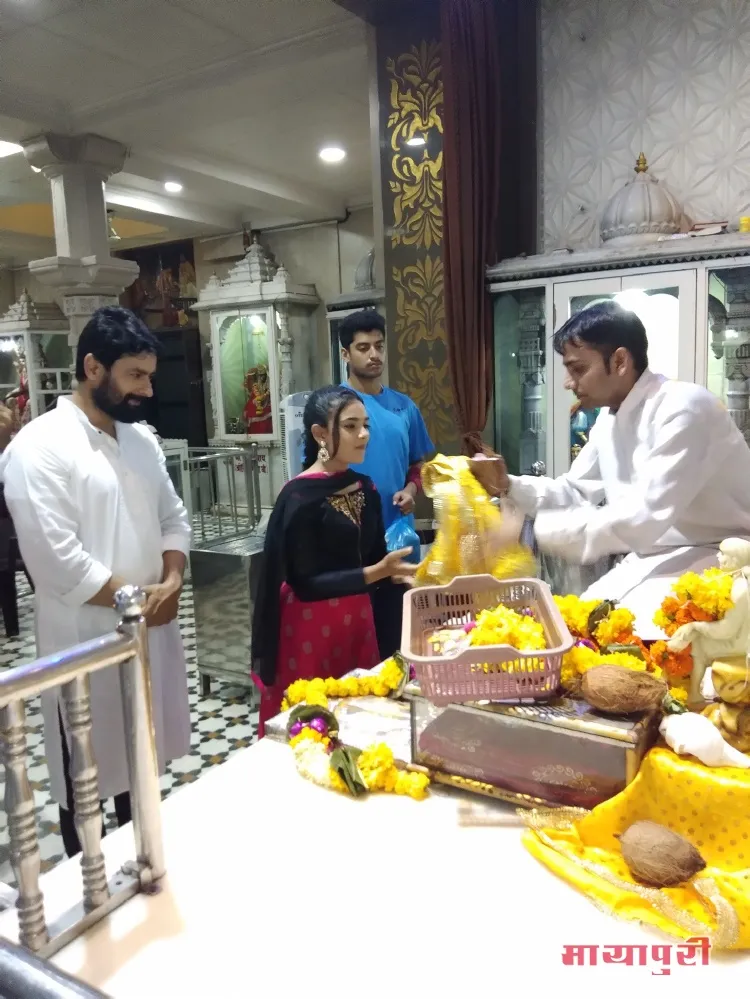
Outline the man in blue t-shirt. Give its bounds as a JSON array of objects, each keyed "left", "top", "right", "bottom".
[
  {"left": 339, "top": 309, "right": 433, "bottom": 529},
  {"left": 339, "top": 309, "right": 433, "bottom": 656}
]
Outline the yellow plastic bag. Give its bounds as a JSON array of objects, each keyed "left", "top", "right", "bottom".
[{"left": 415, "top": 454, "right": 536, "bottom": 586}]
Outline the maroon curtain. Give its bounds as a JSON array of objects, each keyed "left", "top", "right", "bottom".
[{"left": 441, "top": 0, "right": 503, "bottom": 454}]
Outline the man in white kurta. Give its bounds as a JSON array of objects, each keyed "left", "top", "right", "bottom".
[
  {"left": 479, "top": 301, "right": 750, "bottom": 637},
  {"left": 1, "top": 305, "right": 191, "bottom": 856}
]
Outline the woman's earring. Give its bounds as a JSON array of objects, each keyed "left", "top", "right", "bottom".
[{"left": 318, "top": 442, "right": 330, "bottom": 463}]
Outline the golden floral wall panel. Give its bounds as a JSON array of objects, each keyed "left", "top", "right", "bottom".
[
  {"left": 378, "top": 22, "right": 458, "bottom": 451},
  {"left": 387, "top": 39, "right": 444, "bottom": 250},
  {"left": 392, "top": 256, "right": 444, "bottom": 354}
]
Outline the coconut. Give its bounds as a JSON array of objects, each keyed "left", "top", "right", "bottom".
[
  {"left": 617, "top": 820, "right": 706, "bottom": 887},
  {"left": 581, "top": 665, "right": 668, "bottom": 715}
]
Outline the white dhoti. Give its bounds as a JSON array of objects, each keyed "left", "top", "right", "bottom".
[{"left": 580, "top": 545, "right": 720, "bottom": 640}]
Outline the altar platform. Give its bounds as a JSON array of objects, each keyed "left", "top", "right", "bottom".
[{"left": 0, "top": 737, "right": 744, "bottom": 997}]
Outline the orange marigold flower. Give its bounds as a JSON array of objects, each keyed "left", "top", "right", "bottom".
[
  {"left": 661, "top": 597, "right": 680, "bottom": 617},
  {"left": 648, "top": 640, "right": 669, "bottom": 666},
  {"left": 667, "top": 650, "right": 694, "bottom": 678},
  {"left": 684, "top": 601, "right": 713, "bottom": 623}
]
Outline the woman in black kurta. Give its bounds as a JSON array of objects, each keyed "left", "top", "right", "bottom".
[{"left": 251, "top": 387, "right": 415, "bottom": 736}]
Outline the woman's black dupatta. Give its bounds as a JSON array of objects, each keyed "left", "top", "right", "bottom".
[{"left": 251, "top": 470, "right": 362, "bottom": 687}]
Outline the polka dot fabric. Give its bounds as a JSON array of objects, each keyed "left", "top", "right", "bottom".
[
  {"left": 255, "top": 584, "right": 380, "bottom": 737},
  {"left": 523, "top": 747, "right": 750, "bottom": 949}
]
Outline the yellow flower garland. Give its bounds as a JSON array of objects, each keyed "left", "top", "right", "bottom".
[
  {"left": 284, "top": 659, "right": 430, "bottom": 802},
  {"left": 553, "top": 593, "right": 688, "bottom": 704},
  {"left": 281, "top": 657, "right": 405, "bottom": 713},
  {"left": 673, "top": 567, "right": 733, "bottom": 617}
]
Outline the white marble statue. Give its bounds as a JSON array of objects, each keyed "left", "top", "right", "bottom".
[{"left": 668, "top": 538, "right": 750, "bottom": 703}]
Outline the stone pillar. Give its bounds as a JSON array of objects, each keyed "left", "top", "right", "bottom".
[{"left": 21, "top": 133, "right": 139, "bottom": 350}]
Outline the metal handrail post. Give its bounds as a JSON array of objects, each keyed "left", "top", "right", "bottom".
[
  {"left": 251, "top": 442, "right": 262, "bottom": 527},
  {"left": 115, "top": 587, "right": 165, "bottom": 884},
  {"left": 0, "top": 585, "right": 169, "bottom": 957}
]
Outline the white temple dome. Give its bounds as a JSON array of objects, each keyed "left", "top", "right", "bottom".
[{"left": 600, "top": 153, "right": 682, "bottom": 247}]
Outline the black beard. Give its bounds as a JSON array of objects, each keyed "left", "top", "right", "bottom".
[{"left": 92, "top": 381, "right": 146, "bottom": 424}]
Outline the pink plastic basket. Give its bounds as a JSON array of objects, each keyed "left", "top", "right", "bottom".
[{"left": 401, "top": 575, "right": 574, "bottom": 706}]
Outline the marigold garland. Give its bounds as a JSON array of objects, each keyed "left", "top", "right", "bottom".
[
  {"left": 554, "top": 593, "right": 686, "bottom": 703},
  {"left": 281, "top": 656, "right": 405, "bottom": 713},
  {"left": 652, "top": 568, "right": 733, "bottom": 678},
  {"left": 283, "top": 659, "right": 430, "bottom": 802}
]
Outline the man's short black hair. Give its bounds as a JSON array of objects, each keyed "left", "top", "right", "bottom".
[
  {"left": 553, "top": 300, "right": 649, "bottom": 376},
  {"left": 338, "top": 309, "right": 386, "bottom": 352},
  {"left": 75, "top": 306, "right": 161, "bottom": 381}
]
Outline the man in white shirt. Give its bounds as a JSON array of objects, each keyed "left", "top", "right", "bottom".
[
  {"left": 2, "top": 306, "right": 191, "bottom": 857},
  {"left": 474, "top": 301, "right": 750, "bottom": 635}
]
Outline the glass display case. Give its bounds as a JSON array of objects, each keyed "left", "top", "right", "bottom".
[
  {"left": 211, "top": 307, "right": 277, "bottom": 440},
  {"left": 194, "top": 236, "right": 319, "bottom": 511},
  {"left": 550, "top": 272, "right": 695, "bottom": 474},
  {"left": 491, "top": 260, "right": 700, "bottom": 477},
  {"left": 488, "top": 240, "right": 750, "bottom": 596},
  {"left": 0, "top": 291, "right": 73, "bottom": 423},
  {"left": 492, "top": 287, "right": 547, "bottom": 475},
  {"left": 703, "top": 264, "right": 750, "bottom": 444}
]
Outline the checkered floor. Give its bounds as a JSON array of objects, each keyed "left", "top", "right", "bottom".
[{"left": 0, "top": 577, "right": 258, "bottom": 885}]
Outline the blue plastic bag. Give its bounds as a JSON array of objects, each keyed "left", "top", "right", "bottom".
[{"left": 385, "top": 513, "right": 421, "bottom": 565}]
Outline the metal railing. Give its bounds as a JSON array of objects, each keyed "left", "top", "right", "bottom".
[
  {"left": 0, "top": 586, "right": 165, "bottom": 959},
  {"left": 0, "top": 938, "right": 108, "bottom": 998},
  {"left": 188, "top": 444, "right": 262, "bottom": 546}
]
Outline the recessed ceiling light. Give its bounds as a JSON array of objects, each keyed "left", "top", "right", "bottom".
[
  {"left": 406, "top": 136, "right": 426, "bottom": 147},
  {"left": 0, "top": 141, "right": 23, "bottom": 159},
  {"left": 319, "top": 146, "right": 346, "bottom": 164},
  {"left": 164, "top": 181, "right": 183, "bottom": 193}
]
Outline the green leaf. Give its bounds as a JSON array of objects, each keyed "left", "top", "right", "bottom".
[
  {"left": 390, "top": 652, "right": 409, "bottom": 698},
  {"left": 587, "top": 599, "right": 617, "bottom": 636},
  {"left": 602, "top": 643, "right": 645, "bottom": 661},
  {"left": 662, "top": 694, "right": 688, "bottom": 715},
  {"left": 330, "top": 747, "right": 368, "bottom": 797}
]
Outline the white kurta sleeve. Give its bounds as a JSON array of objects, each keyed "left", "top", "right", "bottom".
[
  {"left": 536, "top": 407, "right": 718, "bottom": 564},
  {"left": 155, "top": 447, "right": 191, "bottom": 556},
  {"left": 3, "top": 443, "right": 111, "bottom": 606},
  {"left": 507, "top": 432, "right": 605, "bottom": 516}
]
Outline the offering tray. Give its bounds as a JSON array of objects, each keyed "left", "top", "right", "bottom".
[{"left": 410, "top": 694, "right": 659, "bottom": 809}]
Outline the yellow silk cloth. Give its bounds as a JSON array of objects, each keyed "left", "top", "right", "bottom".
[
  {"left": 523, "top": 746, "right": 750, "bottom": 949},
  {"left": 416, "top": 454, "right": 535, "bottom": 586}
]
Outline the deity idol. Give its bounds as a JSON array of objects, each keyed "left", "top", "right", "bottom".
[
  {"left": 668, "top": 538, "right": 750, "bottom": 702},
  {"left": 243, "top": 364, "right": 273, "bottom": 435}
]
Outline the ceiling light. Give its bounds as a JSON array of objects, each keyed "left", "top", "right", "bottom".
[
  {"left": 406, "top": 136, "right": 426, "bottom": 147},
  {"left": 164, "top": 181, "right": 183, "bottom": 193},
  {"left": 30, "top": 165, "right": 41, "bottom": 174},
  {"left": 0, "top": 141, "right": 23, "bottom": 159},
  {"left": 319, "top": 146, "right": 346, "bottom": 164}
]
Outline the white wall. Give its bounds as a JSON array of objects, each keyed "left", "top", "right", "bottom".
[
  {"left": 0, "top": 270, "right": 15, "bottom": 315},
  {"left": 193, "top": 207, "right": 373, "bottom": 372},
  {"left": 542, "top": 0, "right": 750, "bottom": 250},
  {"left": 193, "top": 207, "right": 374, "bottom": 436}
]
